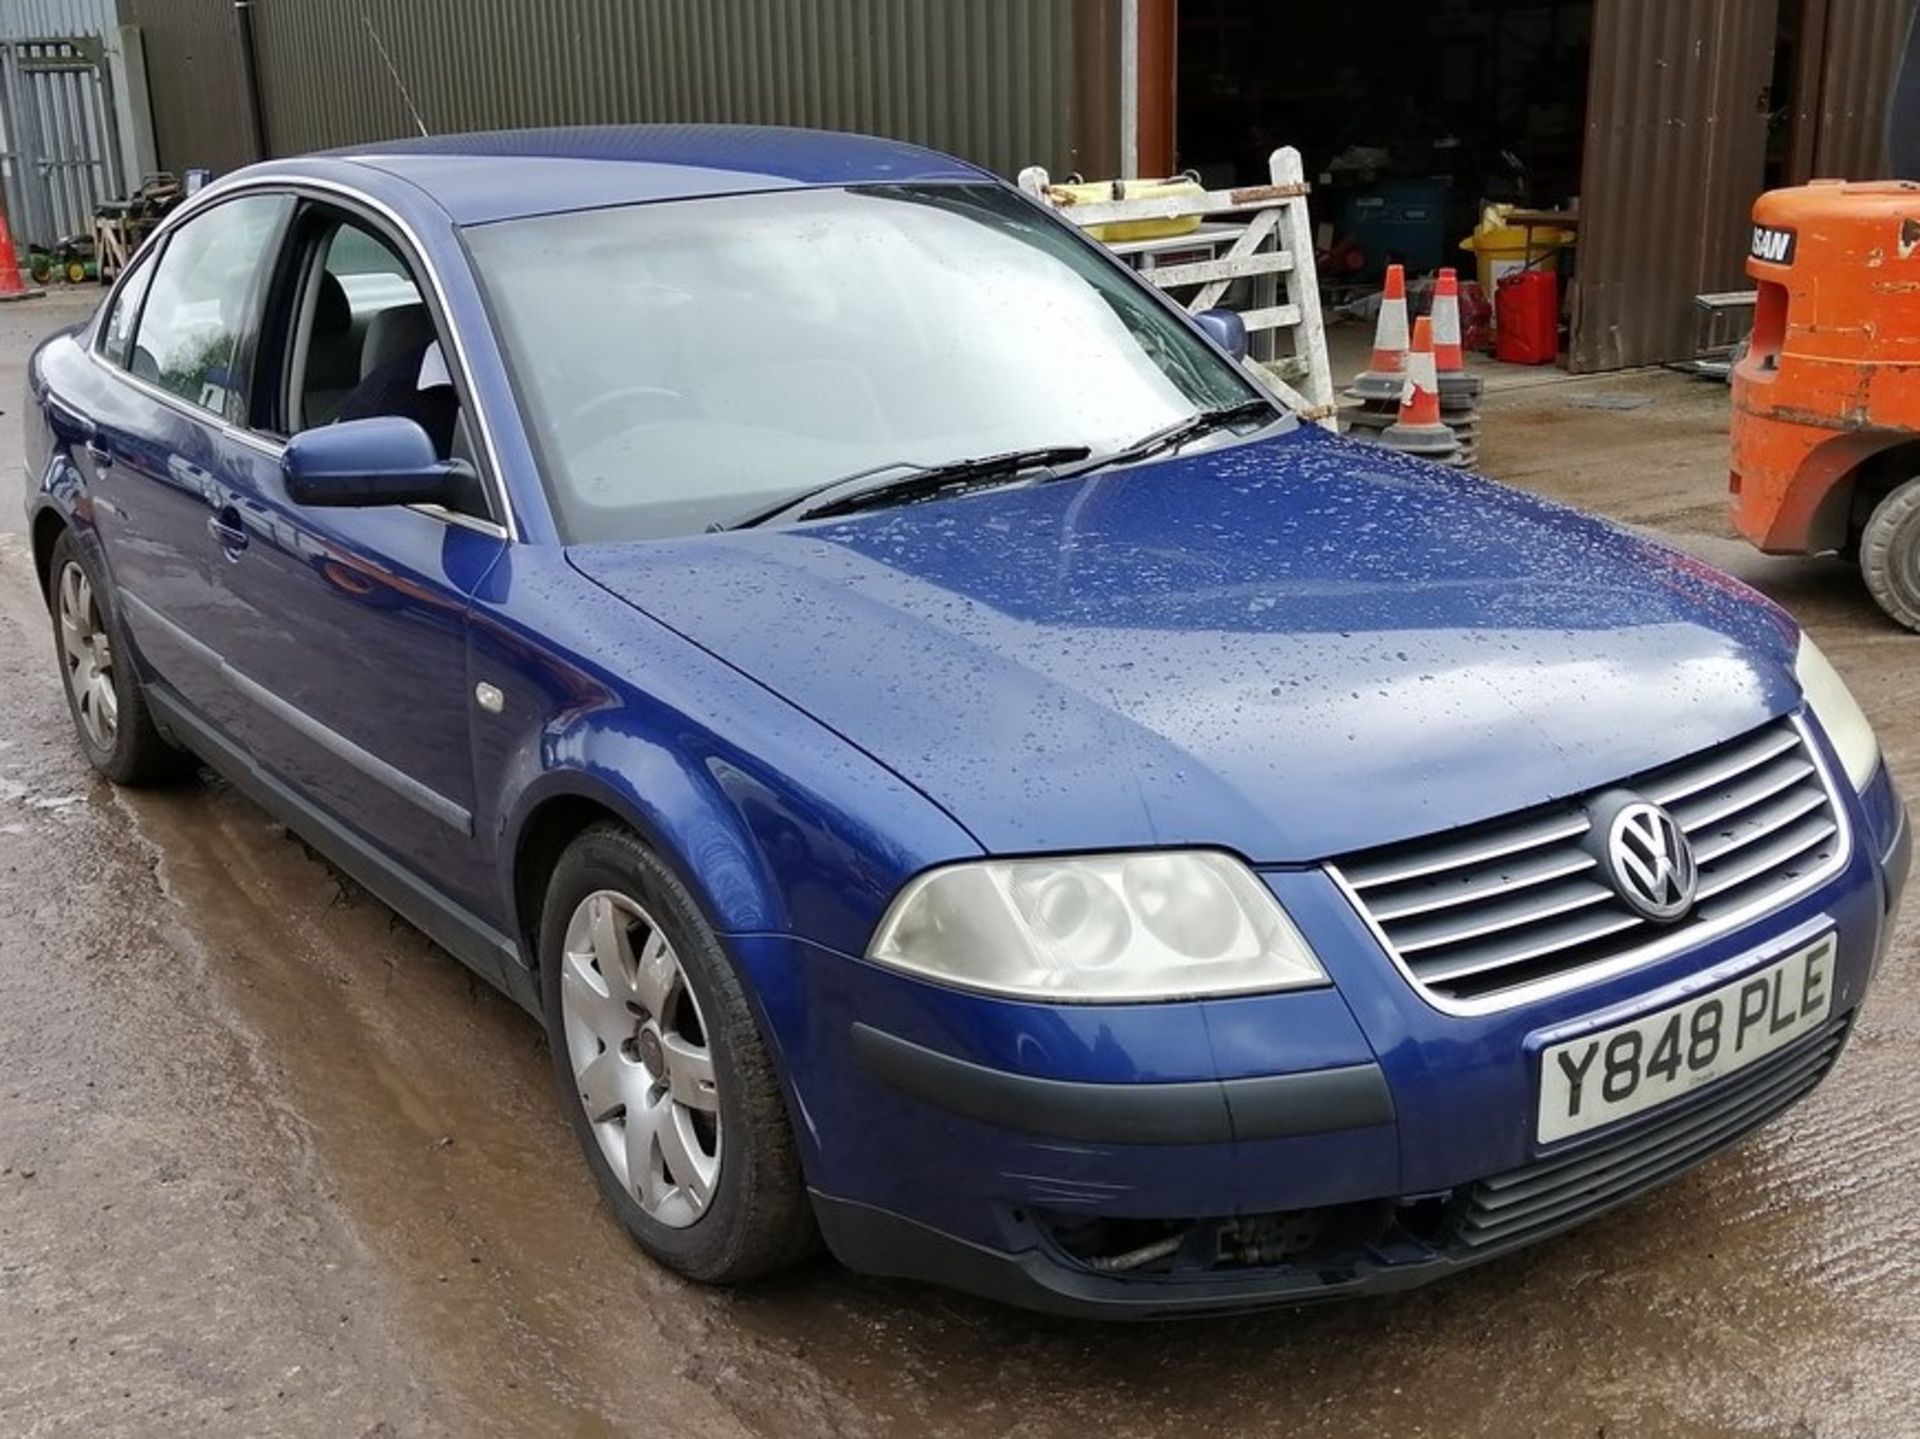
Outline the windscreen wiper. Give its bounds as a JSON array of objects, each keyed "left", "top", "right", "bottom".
[
  {"left": 1052, "top": 398, "right": 1280, "bottom": 482},
  {"left": 720, "top": 444, "right": 1093, "bottom": 529}
]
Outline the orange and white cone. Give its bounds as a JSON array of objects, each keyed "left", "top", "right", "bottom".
[
  {"left": 0, "top": 202, "right": 43, "bottom": 303},
  {"left": 1380, "top": 316, "right": 1462, "bottom": 465},
  {"left": 1431, "top": 268, "right": 1481, "bottom": 401},
  {"left": 1344, "top": 263, "right": 1411, "bottom": 409},
  {"left": 1430, "top": 267, "right": 1480, "bottom": 464},
  {"left": 1431, "top": 268, "right": 1466, "bottom": 371}
]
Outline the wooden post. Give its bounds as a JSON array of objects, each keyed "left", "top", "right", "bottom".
[{"left": 1271, "top": 146, "right": 1335, "bottom": 427}]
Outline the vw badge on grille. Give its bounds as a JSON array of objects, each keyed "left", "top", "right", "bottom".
[{"left": 1597, "top": 798, "right": 1698, "bottom": 922}]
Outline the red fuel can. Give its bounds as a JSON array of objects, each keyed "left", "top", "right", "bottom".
[{"left": 1495, "top": 269, "right": 1559, "bottom": 365}]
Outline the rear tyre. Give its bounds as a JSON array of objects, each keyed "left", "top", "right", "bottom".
[
  {"left": 45, "top": 530, "right": 192, "bottom": 785},
  {"left": 538, "top": 823, "right": 817, "bottom": 1284},
  {"left": 1860, "top": 477, "right": 1920, "bottom": 633}
]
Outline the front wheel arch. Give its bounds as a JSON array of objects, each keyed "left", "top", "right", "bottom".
[
  {"left": 513, "top": 790, "right": 636, "bottom": 964},
  {"left": 536, "top": 821, "right": 820, "bottom": 1281},
  {"left": 505, "top": 774, "right": 776, "bottom": 978}
]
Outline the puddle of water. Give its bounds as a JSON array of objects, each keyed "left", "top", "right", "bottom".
[{"left": 3, "top": 525, "right": 1917, "bottom": 1436}]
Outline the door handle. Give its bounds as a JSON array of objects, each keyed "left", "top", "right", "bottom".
[
  {"left": 84, "top": 438, "right": 114, "bottom": 469},
  {"left": 208, "top": 508, "right": 249, "bottom": 554}
]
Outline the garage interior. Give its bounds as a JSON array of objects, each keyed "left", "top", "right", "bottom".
[
  {"left": 1152, "top": 0, "right": 1911, "bottom": 372},
  {"left": 1177, "top": 0, "right": 1593, "bottom": 289}
]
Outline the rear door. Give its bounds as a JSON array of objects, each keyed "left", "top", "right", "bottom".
[{"left": 74, "top": 192, "right": 293, "bottom": 734}]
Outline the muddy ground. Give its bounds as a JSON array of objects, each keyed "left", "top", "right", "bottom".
[{"left": 1, "top": 291, "right": 1914, "bottom": 1437}]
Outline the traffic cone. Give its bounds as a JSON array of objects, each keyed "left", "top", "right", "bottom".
[
  {"left": 1430, "top": 268, "right": 1467, "bottom": 372},
  {"left": 1430, "top": 268, "right": 1482, "bottom": 466},
  {"left": 1360, "top": 264, "right": 1410, "bottom": 384},
  {"left": 0, "top": 203, "right": 44, "bottom": 302},
  {"left": 1341, "top": 264, "right": 1410, "bottom": 436},
  {"left": 1379, "top": 316, "right": 1462, "bottom": 465}
]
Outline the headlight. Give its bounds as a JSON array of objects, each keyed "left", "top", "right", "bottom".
[
  {"left": 1796, "top": 634, "right": 1881, "bottom": 790},
  {"left": 866, "top": 850, "right": 1328, "bottom": 1001}
]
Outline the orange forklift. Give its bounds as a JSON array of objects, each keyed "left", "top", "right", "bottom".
[{"left": 1729, "top": 9, "right": 1920, "bottom": 631}]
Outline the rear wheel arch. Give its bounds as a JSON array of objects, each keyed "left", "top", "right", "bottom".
[
  {"left": 42, "top": 527, "right": 190, "bottom": 784},
  {"left": 30, "top": 506, "right": 69, "bottom": 606}
]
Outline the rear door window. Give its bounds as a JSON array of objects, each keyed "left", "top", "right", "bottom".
[
  {"left": 97, "top": 257, "right": 154, "bottom": 369},
  {"left": 129, "top": 194, "right": 291, "bottom": 424}
]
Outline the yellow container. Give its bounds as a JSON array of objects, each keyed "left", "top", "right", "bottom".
[
  {"left": 1460, "top": 204, "right": 1574, "bottom": 297},
  {"left": 1053, "top": 177, "right": 1205, "bottom": 243}
]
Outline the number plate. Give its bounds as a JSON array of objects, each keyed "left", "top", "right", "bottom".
[{"left": 1537, "top": 934, "right": 1836, "bottom": 1144}]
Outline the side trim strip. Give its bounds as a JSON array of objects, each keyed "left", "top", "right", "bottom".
[
  {"left": 146, "top": 684, "right": 536, "bottom": 1016},
  {"left": 123, "top": 591, "right": 472, "bottom": 835},
  {"left": 850, "top": 1023, "right": 1394, "bottom": 1145},
  {"left": 1225, "top": 1062, "right": 1398, "bottom": 1141}
]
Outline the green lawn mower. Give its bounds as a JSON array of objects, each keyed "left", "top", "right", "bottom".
[{"left": 29, "top": 234, "right": 98, "bottom": 285}]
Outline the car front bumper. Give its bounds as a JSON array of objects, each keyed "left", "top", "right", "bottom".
[
  {"left": 814, "top": 1006, "right": 1858, "bottom": 1318},
  {"left": 734, "top": 763, "right": 1908, "bottom": 1318}
]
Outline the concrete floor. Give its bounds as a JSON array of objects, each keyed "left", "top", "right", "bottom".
[{"left": 1, "top": 289, "right": 1915, "bottom": 1437}]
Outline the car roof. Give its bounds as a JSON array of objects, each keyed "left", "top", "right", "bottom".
[{"left": 323, "top": 124, "right": 993, "bottom": 225}]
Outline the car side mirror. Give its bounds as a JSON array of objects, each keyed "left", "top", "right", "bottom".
[
  {"left": 283, "top": 416, "right": 466, "bottom": 508},
  {"left": 1194, "top": 307, "right": 1249, "bottom": 362}
]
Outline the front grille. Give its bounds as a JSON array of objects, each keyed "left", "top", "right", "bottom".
[
  {"left": 1333, "top": 718, "right": 1843, "bottom": 1007},
  {"left": 1452, "top": 1014, "right": 1850, "bottom": 1253}
]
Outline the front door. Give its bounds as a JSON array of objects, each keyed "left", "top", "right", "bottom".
[{"left": 208, "top": 202, "right": 507, "bottom": 914}]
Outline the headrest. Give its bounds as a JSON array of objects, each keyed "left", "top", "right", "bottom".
[
  {"left": 360, "top": 303, "right": 437, "bottom": 381},
  {"left": 313, "top": 271, "right": 350, "bottom": 335}
]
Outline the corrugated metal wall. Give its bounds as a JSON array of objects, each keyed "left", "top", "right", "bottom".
[
  {"left": 233, "top": 0, "right": 1091, "bottom": 181},
  {"left": 1, "top": 38, "right": 126, "bottom": 242},
  {"left": 1810, "top": 0, "right": 1916, "bottom": 176},
  {"left": 0, "top": 0, "right": 119, "bottom": 41},
  {"left": 1571, "top": 0, "right": 1779, "bottom": 372},
  {"left": 0, "top": 0, "right": 127, "bottom": 245},
  {"left": 115, "top": 0, "right": 253, "bottom": 174}
]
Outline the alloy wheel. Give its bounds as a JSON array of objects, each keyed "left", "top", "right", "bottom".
[
  {"left": 559, "top": 889, "right": 721, "bottom": 1228},
  {"left": 57, "top": 561, "right": 117, "bottom": 751}
]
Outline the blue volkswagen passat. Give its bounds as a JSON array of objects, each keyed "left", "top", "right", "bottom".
[{"left": 22, "top": 128, "right": 1909, "bottom": 1316}]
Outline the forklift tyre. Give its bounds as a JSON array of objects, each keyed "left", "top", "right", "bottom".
[{"left": 1860, "top": 476, "right": 1920, "bottom": 633}]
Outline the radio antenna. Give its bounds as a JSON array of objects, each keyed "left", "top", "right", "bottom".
[{"left": 362, "top": 9, "right": 429, "bottom": 138}]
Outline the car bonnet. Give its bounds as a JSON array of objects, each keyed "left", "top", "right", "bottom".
[{"left": 566, "top": 426, "right": 1802, "bottom": 864}]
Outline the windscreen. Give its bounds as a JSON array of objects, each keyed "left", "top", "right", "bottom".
[{"left": 464, "top": 184, "right": 1262, "bottom": 541}]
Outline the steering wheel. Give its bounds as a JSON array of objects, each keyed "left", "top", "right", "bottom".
[{"left": 564, "top": 384, "right": 689, "bottom": 449}]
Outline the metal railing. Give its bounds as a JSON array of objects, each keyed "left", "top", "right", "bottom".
[{"left": 1017, "top": 147, "right": 1337, "bottom": 429}]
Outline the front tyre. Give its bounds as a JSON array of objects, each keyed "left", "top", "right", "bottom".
[
  {"left": 45, "top": 530, "right": 191, "bottom": 785},
  {"left": 538, "top": 823, "right": 817, "bottom": 1283},
  {"left": 1861, "top": 477, "right": 1920, "bottom": 633}
]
